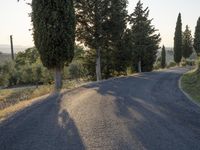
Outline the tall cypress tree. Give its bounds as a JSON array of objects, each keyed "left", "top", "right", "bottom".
[
  {"left": 194, "top": 17, "right": 200, "bottom": 56},
  {"left": 129, "top": 0, "right": 161, "bottom": 72},
  {"left": 174, "top": 13, "right": 182, "bottom": 64},
  {"left": 161, "top": 45, "right": 166, "bottom": 68},
  {"left": 103, "top": 0, "right": 128, "bottom": 76},
  {"left": 182, "top": 25, "right": 193, "bottom": 59},
  {"left": 32, "top": 0, "right": 75, "bottom": 90}
]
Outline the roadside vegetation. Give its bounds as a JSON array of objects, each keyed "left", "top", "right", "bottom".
[
  {"left": 0, "top": 79, "right": 87, "bottom": 120},
  {"left": 0, "top": 46, "right": 88, "bottom": 113},
  {"left": 1, "top": 0, "right": 200, "bottom": 120},
  {"left": 181, "top": 58, "right": 200, "bottom": 104},
  {"left": 181, "top": 16, "right": 200, "bottom": 105}
]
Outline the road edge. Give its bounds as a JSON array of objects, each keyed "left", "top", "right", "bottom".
[{"left": 178, "top": 74, "right": 200, "bottom": 108}]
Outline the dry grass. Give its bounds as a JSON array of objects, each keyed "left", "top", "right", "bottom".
[
  {"left": 0, "top": 94, "right": 50, "bottom": 122},
  {"left": 0, "top": 85, "right": 53, "bottom": 110},
  {"left": 0, "top": 79, "right": 87, "bottom": 120}
]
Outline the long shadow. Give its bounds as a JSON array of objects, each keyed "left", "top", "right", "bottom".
[
  {"left": 83, "top": 68, "right": 200, "bottom": 150},
  {"left": 0, "top": 92, "right": 85, "bottom": 150}
]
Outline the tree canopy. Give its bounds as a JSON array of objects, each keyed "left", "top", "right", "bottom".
[
  {"left": 174, "top": 13, "right": 182, "bottom": 64},
  {"left": 161, "top": 45, "right": 166, "bottom": 68},
  {"left": 32, "top": 0, "right": 75, "bottom": 89},
  {"left": 129, "top": 0, "right": 161, "bottom": 72},
  {"left": 182, "top": 25, "right": 193, "bottom": 59},
  {"left": 194, "top": 17, "right": 200, "bottom": 56}
]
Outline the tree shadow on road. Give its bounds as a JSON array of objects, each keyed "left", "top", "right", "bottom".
[
  {"left": 0, "top": 92, "right": 85, "bottom": 150},
  {"left": 84, "top": 70, "right": 200, "bottom": 150}
]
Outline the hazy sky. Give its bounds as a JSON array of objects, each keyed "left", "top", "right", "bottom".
[{"left": 0, "top": 0, "right": 200, "bottom": 48}]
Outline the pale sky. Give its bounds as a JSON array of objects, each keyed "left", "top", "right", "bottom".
[{"left": 0, "top": 0, "right": 200, "bottom": 48}]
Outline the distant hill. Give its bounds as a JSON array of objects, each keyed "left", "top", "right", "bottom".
[{"left": 0, "top": 44, "right": 29, "bottom": 54}]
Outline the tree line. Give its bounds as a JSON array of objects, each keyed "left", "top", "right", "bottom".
[
  {"left": 173, "top": 13, "right": 200, "bottom": 66},
  {"left": 14, "top": 0, "right": 200, "bottom": 90},
  {"left": 30, "top": 0, "right": 161, "bottom": 90},
  {"left": 0, "top": 46, "right": 87, "bottom": 87}
]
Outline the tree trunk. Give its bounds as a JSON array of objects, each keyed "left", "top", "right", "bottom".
[
  {"left": 54, "top": 67, "right": 62, "bottom": 91},
  {"left": 138, "top": 60, "right": 142, "bottom": 73},
  {"left": 96, "top": 47, "right": 102, "bottom": 81}
]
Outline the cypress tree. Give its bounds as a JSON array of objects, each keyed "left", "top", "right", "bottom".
[
  {"left": 32, "top": 0, "right": 75, "bottom": 90},
  {"left": 182, "top": 25, "right": 193, "bottom": 59},
  {"left": 161, "top": 45, "right": 166, "bottom": 68},
  {"left": 129, "top": 0, "right": 161, "bottom": 72},
  {"left": 194, "top": 17, "right": 200, "bottom": 56},
  {"left": 103, "top": 0, "right": 128, "bottom": 76},
  {"left": 174, "top": 13, "right": 182, "bottom": 64}
]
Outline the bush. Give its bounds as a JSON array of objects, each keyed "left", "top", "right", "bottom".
[
  {"left": 153, "top": 61, "right": 161, "bottom": 70},
  {"left": 68, "top": 61, "right": 87, "bottom": 80},
  {"left": 126, "top": 67, "right": 135, "bottom": 75},
  {"left": 167, "top": 62, "right": 176, "bottom": 68},
  {"left": 0, "top": 61, "right": 16, "bottom": 87},
  {"left": 181, "top": 58, "right": 187, "bottom": 67},
  {"left": 0, "top": 53, "right": 54, "bottom": 87}
]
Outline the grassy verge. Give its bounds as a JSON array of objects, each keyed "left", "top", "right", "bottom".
[
  {"left": 181, "top": 69, "right": 200, "bottom": 104},
  {"left": 0, "top": 79, "right": 87, "bottom": 120},
  {"left": 0, "top": 85, "right": 53, "bottom": 109},
  {"left": 0, "top": 94, "right": 49, "bottom": 122}
]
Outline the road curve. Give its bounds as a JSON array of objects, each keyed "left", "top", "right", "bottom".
[{"left": 0, "top": 68, "right": 200, "bottom": 150}]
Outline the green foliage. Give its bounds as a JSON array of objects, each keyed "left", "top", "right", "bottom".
[
  {"left": 181, "top": 58, "right": 187, "bottom": 67},
  {"left": 67, "top": 46, "right": 88, "bottom": 80},
  {"left": 194, "top": 17, "right": 200, "bottom": 56},
  {"left": 68, "top": 61, "right": 87, "bottom": 80},
  {"left": 75, "top": 0, "right": 105, "bottom": 49},
  {"left": 0, "top": 48, "right": 54, "bottom": 87},
  {"left": 75, "top": 0, "right": 129, "bottom": 79},
  {"left": 153, "top": 61, "right": 161, "bottom": 70},
  {"left": 103, "top": 0, "right": 128, "bottom": 76},
  {"left": 83, "top": 49, "right": 96, "bottom": 80},
  {"left": 75, "top": 0, "right": 110, "bottom": 80},
  {"left": 167, "top": 62, "right": 176, "bottom": 68},
  {"left": 0, "top": 61, "right": 16, "bottom": 86},
  {"left": 161, "top": 45, "right": 166, "bottom": 68},
  {"left": 32, "top": 0, "right": 75, "bottom": 69},
  {"left": 15, "top": 47, "right": 39, "bottom": 66},
  {"left": 182, "top": 25, "right": 193, "bottom": 59},
  {"left": 0, "top": 53, "right": 12, "bottom": 65},
  {"left": 182, "top": 68, "right": 200, "bottom": 103},
  {"left": 129, "top": 0, "right": 161, "bottom": 72},
  {"left": 174, "top": 13, "right": 182, "bottom": 64}
]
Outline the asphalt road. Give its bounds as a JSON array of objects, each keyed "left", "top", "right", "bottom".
[{"left": 0, "top": 68, "right": 200, "bottom": 150}]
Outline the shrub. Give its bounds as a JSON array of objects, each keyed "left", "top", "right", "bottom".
[
  {"left": 181, "top": 58, "right": 187, "bottom": 67},
  {"left": 68, "top": 61, "right": 88, "bottom": 80},
  {"left": 167, "top": 62, "right": 177, "bottom": 68},
  {"left": 153, "top": 61, "right": 161, "bottom": 70}
]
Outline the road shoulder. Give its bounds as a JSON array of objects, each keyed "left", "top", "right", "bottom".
[{"left": 179, "top": 70, "right": 200, "bottom": 107}]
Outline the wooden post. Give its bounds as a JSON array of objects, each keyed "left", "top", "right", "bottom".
[{"left": 10, "top": 35, "right": 14, "bottom": 60}]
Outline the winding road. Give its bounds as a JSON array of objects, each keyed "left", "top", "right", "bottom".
[{"left": 0, "top": 68, "right": 200, "bottom": 150}]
